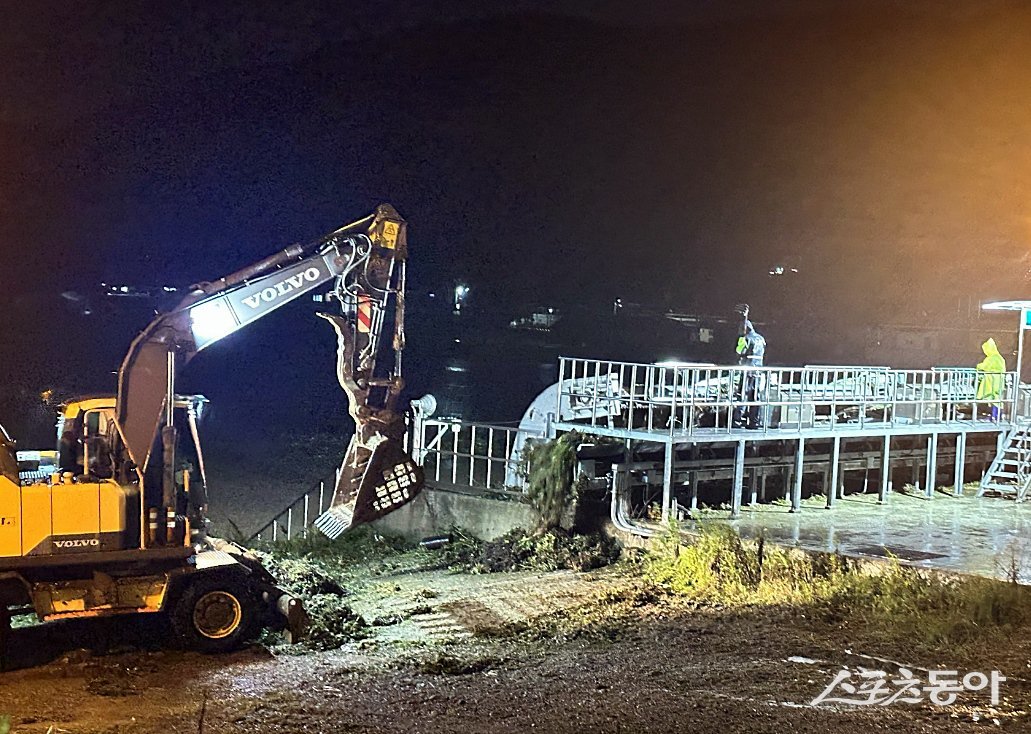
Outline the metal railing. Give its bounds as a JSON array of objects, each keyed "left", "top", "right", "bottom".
[
  {"left": 556, "top": 357, "right": 1019, "bottom": 438},
  {"left": 249, "top": 416, "right": 536, "bottom": 543},
  {"left": 251, "top": 466, "right": 341, "bottom": 543},
  {"left": 414, "top": 418, "right": 537, "bottom": 492},
  {"left": 1018, "top": 384, "right": 1031, "bottom": 421}
]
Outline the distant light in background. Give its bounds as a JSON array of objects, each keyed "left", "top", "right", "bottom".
[{"left": 454, "top": 283, "right": 469, "bottom": 312}]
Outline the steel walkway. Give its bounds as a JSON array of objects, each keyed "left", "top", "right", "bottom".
[
  {"left": 252, "top": 357, "right": 1028, "bottom": 542},
  {"left": 548, "top": 358, "right": 1025, "bottom": 526}
]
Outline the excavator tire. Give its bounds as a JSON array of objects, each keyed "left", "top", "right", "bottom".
[{"left": 169, "top": 574, "right": 259, "bottom": 653}]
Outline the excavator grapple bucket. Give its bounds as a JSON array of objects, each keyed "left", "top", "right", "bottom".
[
  {"left": 311, "top": 205, "right": 418, "bottom": 540},
  {"left": 314, "top": 437, "right": 425, "bottom": 539}
]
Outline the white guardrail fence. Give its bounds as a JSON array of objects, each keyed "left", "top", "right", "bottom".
[
  {"left": 555, "top": 358, "right": 1022, "bottom": 436},
  {"left": 253, "top": 417, "right": 539, "bottom": 542},
  {"left": 414, "top": 418, "right": 541, "bottom": 492}
]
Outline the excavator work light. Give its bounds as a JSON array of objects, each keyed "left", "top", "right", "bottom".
[{"left": 190, "top": 298, "right": 238, "bottom": 347}]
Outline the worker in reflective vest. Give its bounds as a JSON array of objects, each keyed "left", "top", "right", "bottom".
[{"left": 733, "top": 304, "right": 767, "bottom": 429}]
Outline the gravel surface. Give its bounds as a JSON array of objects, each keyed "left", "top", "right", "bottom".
[{"left": 1, "top": 562, "right": 1028, "bottom": 733}]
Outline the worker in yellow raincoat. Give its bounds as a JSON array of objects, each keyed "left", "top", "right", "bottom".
[{"left": 976, "top": 337, "right": 1007, "bottom": 421}]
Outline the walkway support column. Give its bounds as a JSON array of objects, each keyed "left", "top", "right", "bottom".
[
  {"left": 879, "top": 435, "right": 891, "bottom": 503},
  {"left": 661, "top": 439, "right": 674, "bottom": 523},
  {"left": 689, "top": 443, "right": 699, "bottom": 513},
  {"left": 827, "top": 435, "right": 841, "bottom": 509},
  {"left": 925, "top": 433, "right": 938, "bottom": 499},
  {"left": 731, "top": 439, "right": 745, "bottom": 518},
  {"left": 791, "top": 438, "right": 804, "bottom": 512},
  {"left": 953, "top": 432, "right": 966, "bottom": 496}
]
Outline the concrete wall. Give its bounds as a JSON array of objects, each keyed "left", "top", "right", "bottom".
[{"left": 373, "top": 486, "right": 538, "bottom": 541}]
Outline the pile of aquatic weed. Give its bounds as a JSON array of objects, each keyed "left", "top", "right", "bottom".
[
  {"left": 254, "top": 529, "right": 413, "bottom": 650},
  {"left": 644, "top": 522, "right": 1031, "bottom": 649},
  {"left": 444, "top": 527, "right": 621, "bottom": 573},
  {"left": 520, "top": 431, "right": 584, "bottom": 530}
]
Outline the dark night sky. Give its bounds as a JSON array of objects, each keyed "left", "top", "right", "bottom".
[{"left": 4, "top": 0, "right": 1031, "bottom": 434}]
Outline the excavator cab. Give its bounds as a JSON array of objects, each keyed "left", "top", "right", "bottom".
[
  {"left": 0, "top": 398, "right": 138, "bottom": 558},
  {"left": 0, "top": 395, "right": 211, "bottom": 561},
  {"left": 59, "top": 395, "right": 210, "bottom": 549},
  {"left": 0, "top": 404, "right": 134, "bottom": 559}
]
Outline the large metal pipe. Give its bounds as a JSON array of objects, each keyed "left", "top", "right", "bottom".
[{"left": 203, "top": 244, "right": 305, "bottom": 293}]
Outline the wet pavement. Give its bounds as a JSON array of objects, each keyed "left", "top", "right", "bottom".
[{"left": 720, "top": 491, "right": 1031, "bottom": 583}]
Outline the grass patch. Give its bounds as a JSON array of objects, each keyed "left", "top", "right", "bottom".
[
  {"left": 822, "top": 561, "right": 1031, "bottom": 648},
  {"left": 644, "top": 523, "right": 846, "bottom": 605},
  {"left": 254, "top": 525, "right": 412, "bottom": 566},
  {"left": 645, "top": 522, "right": 1031, "bottom": 649}
]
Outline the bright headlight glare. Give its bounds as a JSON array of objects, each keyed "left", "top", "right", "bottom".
[{"left": 190, "top": 299, "right": 237, "bottom": 346}]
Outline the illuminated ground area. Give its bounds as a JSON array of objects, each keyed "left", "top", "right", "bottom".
[
  {"left": 2, "top": 549, "right": 1028, "bottom": 733},
  {"left": 708, "top": 491, "right": 1031, "bottom": 583}
]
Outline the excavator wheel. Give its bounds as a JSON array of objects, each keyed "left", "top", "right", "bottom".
[{"left": 169, "top": 574, "right": 259, "bottom": 653}]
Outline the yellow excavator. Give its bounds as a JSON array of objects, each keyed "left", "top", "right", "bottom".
[{"left": 0, "top": 204, "right": 424, "bottom": 660}]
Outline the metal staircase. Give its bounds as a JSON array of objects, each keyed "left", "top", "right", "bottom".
[{"left": 979, "top": 425, "right": 1031, "bottom": 502}]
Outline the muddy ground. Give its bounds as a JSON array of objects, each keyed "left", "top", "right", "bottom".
[{"left": 1, "top": 544, "right": 1028, "bottom": 734}]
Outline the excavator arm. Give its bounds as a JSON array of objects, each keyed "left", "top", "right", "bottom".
[{"left": 115, "top": 203, "right": 423, "bottom": 543}]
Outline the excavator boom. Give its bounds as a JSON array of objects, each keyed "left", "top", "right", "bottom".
[{"left": 115, "top": 204, "right": 423, "bottom": 543}]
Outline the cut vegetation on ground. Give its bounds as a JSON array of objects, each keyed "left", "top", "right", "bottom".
[{"left": 1, "top": 524, "right": 1029, "bottom": 733}]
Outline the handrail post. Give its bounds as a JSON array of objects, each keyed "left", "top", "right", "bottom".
[
  {"left": 1011, "top": 372, "right": 1019, "bottom": 424},
  {"left": 556, "top": 357, "right": 566, "bottom": 428},
  {"left": 302, "top": 494, "right": 309, "bottom": 538},
  {"left": 669, "top": 366, "right": 679, "bottom": 438},
  {"left": 688, "top": 367, "right": 697, "bottom": 436}
]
